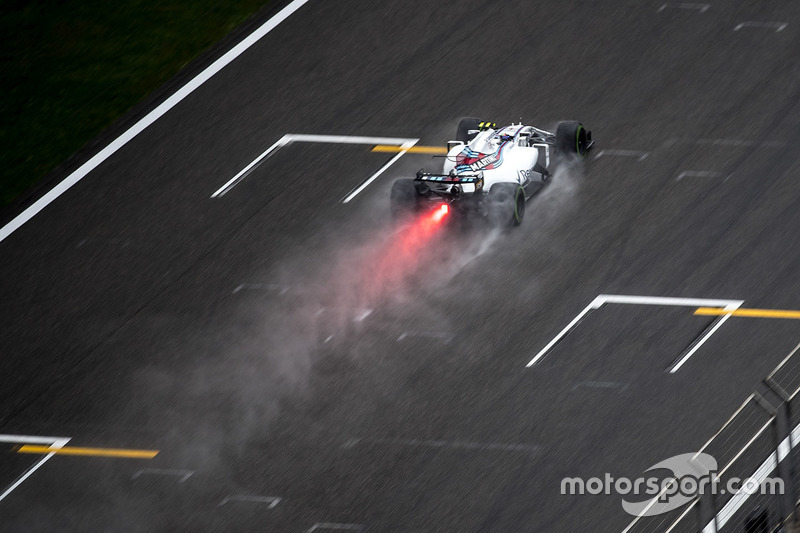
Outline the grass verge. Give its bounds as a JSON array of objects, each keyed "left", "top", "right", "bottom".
[{"left": 1, "top": 0, "right": 270, "bottom": 207}]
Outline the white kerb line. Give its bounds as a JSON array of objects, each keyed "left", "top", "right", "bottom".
[
  {"left": 0, "top": 0, "right": 312, "bottom": 244},
  {"left": 0, "top": 436, "right": 70, "bottom": 501},
  {"left": 342, "top": 139, "right": 418, "bottom": 203}
]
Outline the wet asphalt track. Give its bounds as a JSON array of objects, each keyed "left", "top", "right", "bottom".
[{"left": 2, "top": 1, "right": 800, "bottom": 531}]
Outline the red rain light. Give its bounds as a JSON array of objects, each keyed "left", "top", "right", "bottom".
[{"left": 432, "top": 204, "right": 449, "bottom": 222}]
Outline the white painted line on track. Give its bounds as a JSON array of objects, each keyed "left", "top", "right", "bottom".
[
  {"left": 667, "top": 302, "right": 741, "bottom": 373},
  {"left": 212, "top": 133, "right": 419, "bottom": 199},
  {"left": 527, "top": 294, "right": 744, "bottom": 368},
  {"left": 307, "top": 524, "right": 366, "bottom": 532},
  {"left": 734, "top": 21, "right": 788, "bottom": 32},
  {"left": 353, "top": 309, "right": 373, "bottom": 322},
  {"left": 663, "top": 138, "right": 785, "bottom": 149},
  {"left": 311, "top": 306, "right": 373, "bottom": 323},
  {"left": 0, "top": 435, "right": 70, "bottom": 502},
  {"left": 397, "top": 330, "right": 453, "bottom": 343},
  {"left": 343, "top": 437, "right": 539, "bottom": 454},
  {"left": 657, "top": 3, "right": 710, "bottom": 13},
  {"left": 212, "top": 135, "right": 292, "bottom": 197},
  {"left": 526, "top": 296, "right": 605, "bottom": 367},
  {"left": 288, "top": 134, "right": 415, "bottom": 146},
  {"left": 593, "top": 149, "right": 650, "bottom": 162},
  {"left": 695, "top": 138, "right": 784, "bottom": 148},
  {"left": 232, "top": 283, "right": 290, "bottom": 295},
  {"left": 131, "top": 468, "right": 194, "bottom": 483},
  {"left": 341, "top": 139, "right": 418, "bottom": 203},
  {"left": 218, "top": 495, "right": 281, "bottom": 508},
  {"left": 571, "top": 380, "right": 629, "bottom": 392},
  {"left": 598, "top": 295, "right": 742, "bottom": 308},
  {"left": 0, "top": 0, "right": 312, "bottom": 244},
  {"left": 676, "top": 170, "right": 725, "bottom": 181}
]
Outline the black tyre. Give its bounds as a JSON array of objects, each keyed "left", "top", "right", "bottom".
[
  {"left": 556, "top": 121, "right": 589, "bottom": 157},
  {"left": 390, "top": 178, "right": 421, "bottom": 219},
  {"left": 456, "top": 117, "right": 483, "bottom": 143},
  {"left": 487, "top": 183, "right": 525, "bottom": 227}
]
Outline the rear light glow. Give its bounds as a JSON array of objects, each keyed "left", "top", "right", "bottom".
[{"left": 432, "top": 204, "right": 449, "bottom": 222}]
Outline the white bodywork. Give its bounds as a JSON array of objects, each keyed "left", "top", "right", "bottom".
[{"left": 442, "top": 123, "right": 552, "bottom": 194}]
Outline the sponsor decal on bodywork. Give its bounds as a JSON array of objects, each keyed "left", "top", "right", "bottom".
[{"left": 455, "top": 141, "right": 510, "bottom": 173}]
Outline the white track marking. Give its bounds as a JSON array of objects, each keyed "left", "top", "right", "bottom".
[
  {"left": 287, "top": 134, "right": 415, "bottom": 146},
  {"left": 218, "top": 495, "right": 281, "bottom": 508},
  {"left": 668, "top": 302, "right": 740, "bottom": 373},
  {"left": 598, "top": 295, "right": 742, "bottom": 307},
  {"left": 397, "top": 330, "right": 453, "bottom": 343},
  {"left": 212, "top": 133, "right": 419, "bottom": 199},
  {"left": 231, "top": 283, "right": 289, "bottom": 295},
  {"left": 527, "top": 295, "right": 743, "bottom": 368},
  {"left": 593, "top": 149, "right": 650, "bottom": 161},
  {"left": 657, "top": 3, "right": 710, "bottom": 13},
  {"left": 571, "top": 380, "right": 629, "bottom": 392},
  {"left": 341, "top": 139, "right": 418, "bottom": 203},
  {"left": 353, "top": 309, "right": 372, "bottom": 322},
  {"left": 131, "top": 468, "right": 194, "bottom": 483},
  {"left": 734, "top": 21, "right": 788, "bottom": 32},
  {"left": 307, "top": 524, "right": 366, "bottom": 532},
  {"left": 676, "top": 170, "right": 725, "bottom": 181},
  {"left": 343, "top": 437, "right": 539, "bottom": 454},
  {"left": 695, "top": 138, "right": 784, "bottom": 148},
  {"left": 0, "top": 0, "right": 311, "bottom": 244},
  {"left": 663, "top": 138, "right": 785, "bottom": 149},
  {"left": 212, "top": 135, "right": 292, "bottom": 197},
  {"left": 526, "top": 296, "right": 604, "bottom": 367},
  {"left": 0, "top": 435, "right": 70, "bottom": 502}
]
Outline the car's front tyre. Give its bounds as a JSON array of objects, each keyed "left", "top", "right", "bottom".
[{"left": 556, "top": 121, "right": 589, "bottom": 158}]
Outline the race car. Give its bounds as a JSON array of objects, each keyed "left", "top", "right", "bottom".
[{"left": 390, "top": 118, "right": 593, "bottom": 226}]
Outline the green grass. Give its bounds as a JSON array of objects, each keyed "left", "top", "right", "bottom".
[{"left": 1, "top": 0, "right": 270, "bottom": 206}]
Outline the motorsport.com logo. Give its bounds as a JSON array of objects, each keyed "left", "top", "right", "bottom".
[{"left": 560, "top": 453, "right": 783, "bottom": 516}]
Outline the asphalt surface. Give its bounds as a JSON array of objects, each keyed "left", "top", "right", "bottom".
[{"left": 2, "top": 1, "right": 800, "bottom": 531}]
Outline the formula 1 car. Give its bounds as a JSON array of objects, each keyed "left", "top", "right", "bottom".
[{"left": 391, "top": 118, "right": 593, "bottom": 226}]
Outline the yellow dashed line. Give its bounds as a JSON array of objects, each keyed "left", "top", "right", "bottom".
[
  {"left": 372, "top": 145, "right": 448, "bottom": 155},
  {"left": 17, "top": 445, "right": 158, "bottom": 459},
  {"left": 694, "top": 307, "right": 800, "bottom": 319}
]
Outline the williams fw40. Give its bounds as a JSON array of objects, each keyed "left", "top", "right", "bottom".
[{"left": 391, "top": 118, "right": 593, "bottom": 227}]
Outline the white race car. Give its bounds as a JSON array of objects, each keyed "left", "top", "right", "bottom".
[{"left": 391, "top": 118, "right": 593, "bottom": 226}]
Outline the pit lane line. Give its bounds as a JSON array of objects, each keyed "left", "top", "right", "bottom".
[{"left": 0, "top": 0, "right": 312, "bottom": 244}]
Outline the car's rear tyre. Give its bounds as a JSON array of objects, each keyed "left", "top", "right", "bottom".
[
  {"left": 487, "top": 183, "right": 525, "bottom": 227},
  {"left": 456, "top": 117, "right": 483, "bottom": 143},
  {"left": 390, "top": 178, "right": 422, "bottom": 219},
  {"left": 556, "top": 121, "right": 589, "bottom": 157}
]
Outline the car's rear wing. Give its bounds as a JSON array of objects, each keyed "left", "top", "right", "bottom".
[{"left": 415, "top": 170, "right": 483, "bottom": 187}]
